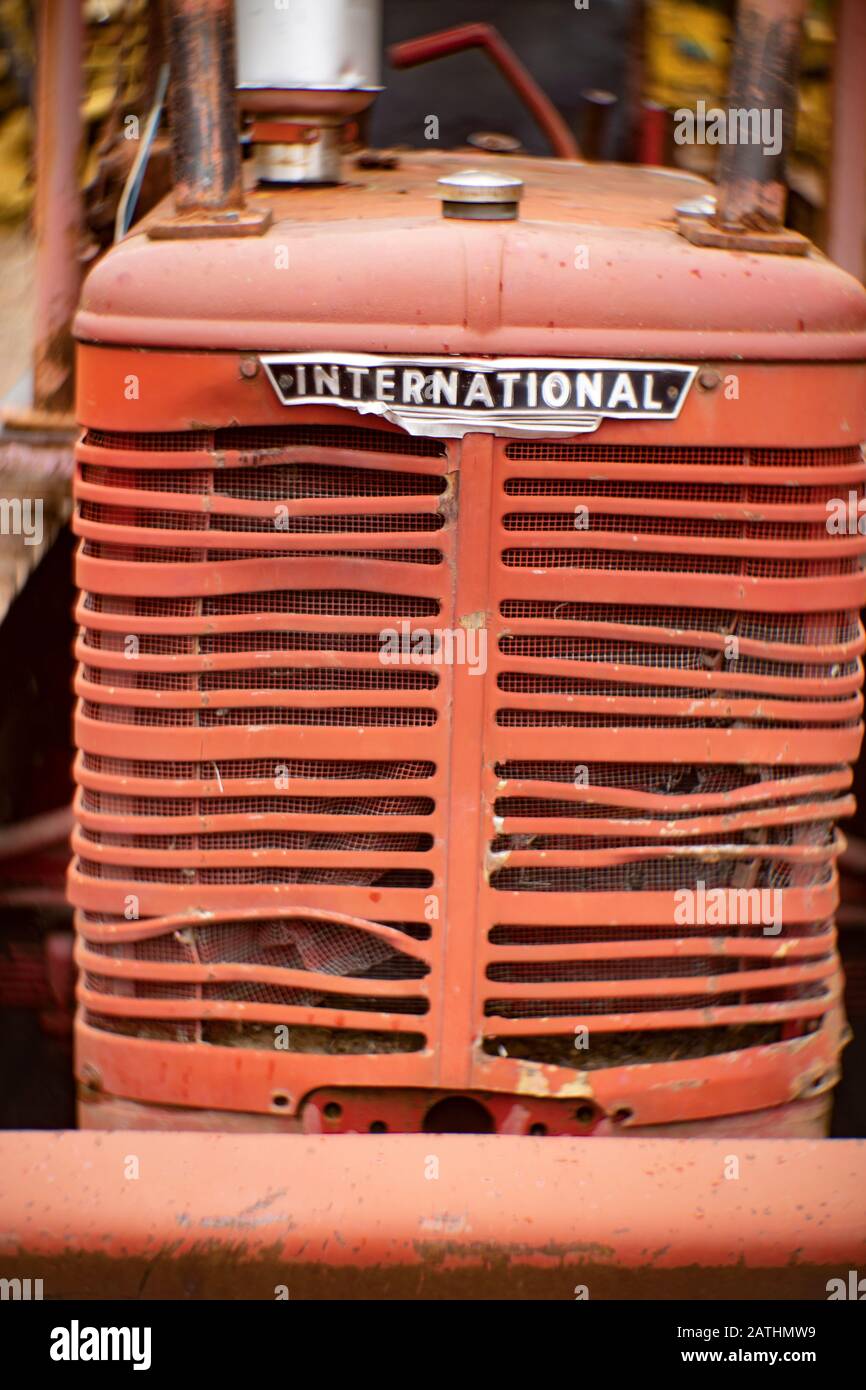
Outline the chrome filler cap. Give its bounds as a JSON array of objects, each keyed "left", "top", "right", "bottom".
[{"left": 437, "top": 169, "right": 523, "bottom": 220}]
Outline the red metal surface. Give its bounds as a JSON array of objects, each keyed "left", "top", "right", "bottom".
[
  {"left": 678, "top": 215, "right": 809, "bottom": 257},
  {"left": 32, "top": 0, "right": 83, "bottom": 413},
  {"left": 78, "top": 1089, "right": 832, "bottom": 1138},
  {"left": 75, "top": 353, "right": 866, "bottom": 444},
  {"left": 1, "top": 1133, "right": 864, "bottom": 1298},
  {"left": 67, "top": 349, "right": 866, "bottom": 1130},
  {"left": 73, "top": 154, "right": 866, "bottom": 360},
  {"left": 74, "top": 1007, "right": 845, "bottom": 1130},
  {"left": 388, "top": 23, "right": 580, "bottom": 161}
]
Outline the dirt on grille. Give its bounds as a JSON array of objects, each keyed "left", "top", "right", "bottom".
[
  {"left": 483, "top": 1024, "right": 784, "bottom": 1070},
  {"left": 203, "top": 1022, "right": 424, "bottom": 1054},
  {"left": 93, "top": 1017, "right": 783, "bottom": 1067}
]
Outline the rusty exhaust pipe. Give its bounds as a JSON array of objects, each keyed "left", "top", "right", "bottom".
[
  {"left": 165, "top": 0, "right": 242, "bottom": 213},
  {"left": 715, "top": 0, "right": 807, "bottom": 233},
  {"left": 151, "top": 0, "right": 269, "bottom": 238},
  {"left": 677, "top": 0, "right": 808, "bottom": 253}
]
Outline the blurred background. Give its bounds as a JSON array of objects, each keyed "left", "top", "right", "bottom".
[{"left": 0, "top": 0, "right": 865, "bottom": 1132}]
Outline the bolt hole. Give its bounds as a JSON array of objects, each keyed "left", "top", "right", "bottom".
[
  {"left": 574, "top": 1104, "right": 596, "bottom": 1125},
  {"left": 423, "top": 1097, "right": 494, "bottom": 1134},
  {"left": 529, "top": 1122, "right": 547, "bottom": 1136},
  {"left": 369, "top": 1120, "right": 388, "bottom": 1133},
  {"left": 323, "top": 1101, "right": 342, "bottom": 1122},
  {"left": 612, "top": 1106, "right": 634, "bottom": 1125},
  {"left": 271, "top": 1091, "right": 290, "bottom": 1108}
]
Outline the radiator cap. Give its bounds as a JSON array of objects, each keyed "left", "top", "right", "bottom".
[{"left": 438, "top": 169, "right": 523, "bottom": 220}]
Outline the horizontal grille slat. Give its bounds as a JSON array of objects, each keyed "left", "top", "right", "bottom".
[
  {"left": 504, "top": 442, "right": 861, "bottom": 468},
  {"left": 83, "top": 423, "right": 446, "bottom": 456}
]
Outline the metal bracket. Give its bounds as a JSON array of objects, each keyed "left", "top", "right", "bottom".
[
  {"left": 677, "top": 213, "right": 810, "bottom": 257},
  {"left": 147, "top": 205, "right": 273, "bottom": 240}
]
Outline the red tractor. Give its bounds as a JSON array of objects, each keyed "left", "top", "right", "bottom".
[{"left": 2, "top": 0, "right": 866, "bottom": 1302}]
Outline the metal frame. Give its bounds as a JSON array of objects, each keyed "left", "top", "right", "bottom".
[
  {"left": 66, "top": 346, "right": 865, "bottom": 1132},
  {"left": 1, "top": 1132, "right": 864, "bottom": 1298}
]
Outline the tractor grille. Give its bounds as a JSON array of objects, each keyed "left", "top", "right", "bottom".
[
  {"left": 70, "top": 423, "right": 864, "bottom": 1097},
  {"left": 72, "top": 423, "right": 453, "bottom": 1059},
  {"left": 476, "top": 439, "right": 863, "bottom": 1070}
]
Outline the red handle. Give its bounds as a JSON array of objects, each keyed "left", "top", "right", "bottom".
[{"left": 388, "top": 22, "right": 580, "bottom": 162}]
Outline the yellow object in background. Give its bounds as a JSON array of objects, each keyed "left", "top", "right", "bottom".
[
  {"left": 645, "top": 0, "right": 731, "bottom": 112},
  {"left": 0, "top": 0, "right": 149, "bottom": 222},
  {"left": 0, "top": 104, "right": 29, "bottom": 221},
  {"left": 645, "top": 0, "right": 833, "bottom": 169}
]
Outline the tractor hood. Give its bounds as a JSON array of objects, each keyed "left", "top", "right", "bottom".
[{"left": 75, "top": 151, "right": 866, "bottom": 361}]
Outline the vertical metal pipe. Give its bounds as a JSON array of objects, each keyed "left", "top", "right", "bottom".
[
  {"left": 164, "top": 0, "right": 244, "bottom": 213},
  {"left": 827, "top": 0, "right": 866, "bottom": 281},
  {"left": 577, "top": 90, "right": 618, "bottom": 162},
  {"left": 715, "top": 0, "right": 807, "bottom": 232},
  {"left": 33, "top": 0, "right": 83, "bottom": 414}
]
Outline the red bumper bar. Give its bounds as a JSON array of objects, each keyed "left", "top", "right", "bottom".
[{"left": 1, "top": 1133, "right": 864, "bottom": 1298}]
